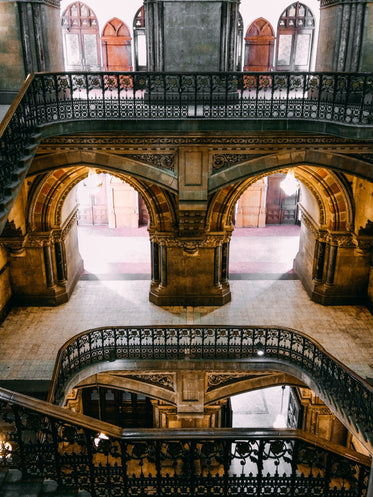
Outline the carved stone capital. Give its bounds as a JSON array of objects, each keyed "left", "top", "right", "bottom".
[{"left": 150, "top": 233, "right": 231, "bottom": 252}]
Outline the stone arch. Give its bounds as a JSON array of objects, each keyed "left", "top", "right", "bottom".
[
  {"left": 27, "top": 166, "right": 177, "bottom": 233},
  {"left": 28, "top": 150, "right": 178, "bottom": 194},
  {"left": 208, "top": 149, "right": 372, "bottom": 192},
  {"left": 207, "top": 166, "right": 353, "bottom": 232}
]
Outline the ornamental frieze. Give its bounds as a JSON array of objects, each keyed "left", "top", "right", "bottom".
[
  {"left": 123, "top": 154, "right": 175, "bottom": 172},
  {"left": 119, "top": 374, "right": 175, "bottom": 392},
  {"left": 345, "top": 154, "right": 373, "bottom": 165},
  {"left": 39, "top": 134, "right": 372, "bottom": 147},
  {"left": 212, "top": 154, "right": 267, "bottom": 173},
  {"left": 150, "top": 234, "right": 232, "bottom": 250},
  {"left": 207, "top": 372, "right": 272, "bottom": 392}
]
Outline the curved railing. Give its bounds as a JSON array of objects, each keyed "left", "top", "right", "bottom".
[
  {"left": 26, "top": 71, "right": 373, "bottom": 123},
  {"left": 1, "top": 70, "right": 373, "bottom": 232},
  {"left": 48, "top": 325, "right": 373, "bottom": 450},
  {"left": 0, "top": 387, "right": 370, "bottom": 497}
]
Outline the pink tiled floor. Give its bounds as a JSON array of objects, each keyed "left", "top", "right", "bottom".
[{"left": 77, "top": 224, "right": 301, "bottom": 276}]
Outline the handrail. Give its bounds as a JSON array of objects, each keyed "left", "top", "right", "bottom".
[
  {"left": 48, "top": 325, "right": 373, "bottom": 452},
  {"left": 0, "top": 73, "right": 35, "bottom": 139},
  {"left": 0, "top": 384, "right": 370, "bottom": 497},
  {"left": 1, "top": 70, "right": 373, "bottom": 230}
]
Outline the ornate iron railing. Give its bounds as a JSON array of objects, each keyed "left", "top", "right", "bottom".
[
  {"left": 0, "top": 387, "right": 370, "bottom": 497},
  {"left": 17, "top": 71, "right": 373, "bottom": 124},
  {"left": 48, "top": 326, "right": 373, "bottom": 452},
  {"left": 1, "top": 71, "right": 373, "bottom": 232}
]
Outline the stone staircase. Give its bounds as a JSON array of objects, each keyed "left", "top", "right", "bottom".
[{"left": 0, "top": 470, "right": 91, "bottom": 497}]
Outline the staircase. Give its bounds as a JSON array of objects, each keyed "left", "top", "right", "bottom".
[{"left": 0, "top": 469, "right": 91, "bottom": 497}]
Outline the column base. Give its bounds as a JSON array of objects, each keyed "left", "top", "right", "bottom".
[{"left": 149, "top": 283, "right": 231, "bottom": 306}]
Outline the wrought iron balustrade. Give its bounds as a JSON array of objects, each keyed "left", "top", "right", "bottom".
[
  {"left": 25, "top": 71, "right": 373, "bottom": 124},
  {"left": 48, "top": 326, "right": 373, "bottom": 452},
  {"left": 1, "top": 70, "right": 373, "bottom": 232},
  {"left": 0, "top": 386, "right": 370, "bottom": 497}
]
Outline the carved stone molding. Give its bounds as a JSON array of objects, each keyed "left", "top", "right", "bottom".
[
  {"left": 150, "top": 233, "right": 231, "bottom": 250},
  {"left": 123, "top": 154, "right": 175, "bottom": 172},
  {"left": 39, "top": 134, "right": 373, "bottom": 148},
  {"left": 61, "top": 209, "right": 79, "bottom": 240},
  {"left": 212, "top": 154, "right": 266, "bottom": 173},
  {"left": 207, "top": 372, "right": 271, "bottom": 392},
  {"left": 119, "top": 374, "right": 175, "bottom": 392}
]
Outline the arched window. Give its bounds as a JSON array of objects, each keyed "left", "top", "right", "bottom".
[
  {"left": 244, "top": 18, "right": 275, "bottom": 72},
  {"left": 275, "top": 2, "right": 315, "bottom": 71},
  {"left": 101, "top": 18, "right": 132, "bottom": 71},
  {"left": 133, "top": 6, "right": 147, "bottom": 71},
  {"left": 61, "top": 1, "right": 101, "bottom": 71}
]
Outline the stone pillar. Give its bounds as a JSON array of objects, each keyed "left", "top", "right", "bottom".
[
  {"left": 149, "top": 234, "right": 231, "bottom": 306},
  {"left": 296, "top": 210, "right": 372, "bottom": 305},
  {"left": 54, "top": 240, "right": 67, "bottom": 284},
  {"left": 43, "top": 244, "right": 55, "bottom": 288},
  {"left": 316, "top": 0, "right": 368, "bottom": 71},
  {"left": 0, "top": 0, "right": 64, "bottom": 103},
  {"left": 145, "top": 0, "right": 240, "bottom": 72}
]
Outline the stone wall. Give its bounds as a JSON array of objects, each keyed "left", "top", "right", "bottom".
[{"left": 0, "top": 3, "right": 24, "bottom": 102}]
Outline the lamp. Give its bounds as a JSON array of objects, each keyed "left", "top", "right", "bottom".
[
  {"left": 280, "top": 170, "right": 299, "bottom": 196},
  {"left": 0, "top": 440, "right": 12, "bottom": 460}
]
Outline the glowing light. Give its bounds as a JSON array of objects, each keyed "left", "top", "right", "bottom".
[
  {"left": 280, "top": 170, "right": 299, "bottom": 196},
  {"left": 94, "top": 432, "right": 109, "bottom": 447},
  {"left": 0, "top": 441, "right": 12, "bottom": 459}
]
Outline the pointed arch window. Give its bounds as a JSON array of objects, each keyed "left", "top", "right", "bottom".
[
  {"left": 275, "top": 2, "right": 315, "bottom": 71},
  {"left": 101, "top": 18, "right": 133, "bottom": 71},
  {"left": 133, "top": 6, "right": 147, "bottom": 71},
  {"left": 244, "top": 18, "right": 275, "bottom": 72},
  {"left": 61, "top": 1, "right": 101, "bottom": 71}
]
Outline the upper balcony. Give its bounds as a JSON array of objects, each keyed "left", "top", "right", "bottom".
[
  {"left": 0, "top": 70, "right": 373, "bottom": 233},
  {"left": 3, "top": 71, "right": 373, "bottom": 138}
]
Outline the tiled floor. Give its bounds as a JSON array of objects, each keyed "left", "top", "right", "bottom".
[{"left": 0, "top": 225, "right": 372, "bottom": 385}]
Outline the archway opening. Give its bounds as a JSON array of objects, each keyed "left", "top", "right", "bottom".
[
  {"left": 230, "top": 172, "right": 301, "bottom": 278},
  {"left": 76, "top": 171, "right": 151, "bottom": 278}
]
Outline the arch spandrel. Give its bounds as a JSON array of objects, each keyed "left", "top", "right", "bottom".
[
  {"left": 28, "top": 150, "right": 178, "bottom": 195},
  {"left": 208, "top": 150, "right": 373, "bottom": 193}
]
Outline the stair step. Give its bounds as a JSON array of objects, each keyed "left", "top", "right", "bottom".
[{"left": 0, "top": 470, "right": 91, "bottom": 497}]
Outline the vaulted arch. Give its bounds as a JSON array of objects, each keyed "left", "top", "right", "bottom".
[
  {"left": 27, "top": 166, "right": 177, "bottom": 233},
  {"left": 207, "top": 166, "right": 353, "bottom": 232}
]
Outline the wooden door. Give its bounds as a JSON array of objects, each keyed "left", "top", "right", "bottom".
[
  {"left": 275, "top": 2, "right": 315, "bottom": 72},
  {"left": 101, "top": 18, "right": 133, "bottom": 71},
  {"left": 244, "top": 18, "right": 275, "bottom": 71},
  {"left": 61, "top": 1, "right": 101, "bottom": 71},
  {"left": 265, "top": 173, "right": 299, "bottom": 224}
]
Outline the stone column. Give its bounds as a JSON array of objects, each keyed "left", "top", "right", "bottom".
[
  {"left": 325, "top": 243, "right": 338, "bottom": 286},
  {"left": 43, "top": 243, "right": 55, "bottom": 288},
  {"left": 145, "top": 0, "right": 240, "bottom": 72},
  {"left": 54, "top": 239, "right": 67, "bottom": 284},
  {"left": 149, "top": 234, "right": 231, "bottom": 306},
  {"left": 316, "top": 0, "right": 368, "bottom": 71},
  {"left": 313, "top": 239, "right": 326, "bottom": 283}
]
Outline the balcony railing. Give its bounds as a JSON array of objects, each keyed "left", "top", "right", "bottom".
[
  {"left": 48, "top": 326, "right": 373, "bottom": 454},
  {"left": 10, "top": 71, "right": 373, "bottom": 125},
  {"left": 0, "top": 387, "right": 370, "bottom": 497},
  {"left": 1, "top": 71, "right": 373, "bottom": 232}
]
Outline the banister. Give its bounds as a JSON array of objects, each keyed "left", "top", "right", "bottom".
[
  {"left": 0, "top": 382, "right": 371, "bottom": 497},
  {"left": 0, "top": 73, "right": 35, "bottom": 139},
  {"left": 47, "top": 325, "right": 373, "bottom": 455}
]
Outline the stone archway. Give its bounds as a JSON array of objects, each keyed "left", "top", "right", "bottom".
[
  {"left": 207, "top": 165, "right": 369, "bottom": 305},
  {"left": 3, "top": 165, "right": 177, "bottom": 307}
]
